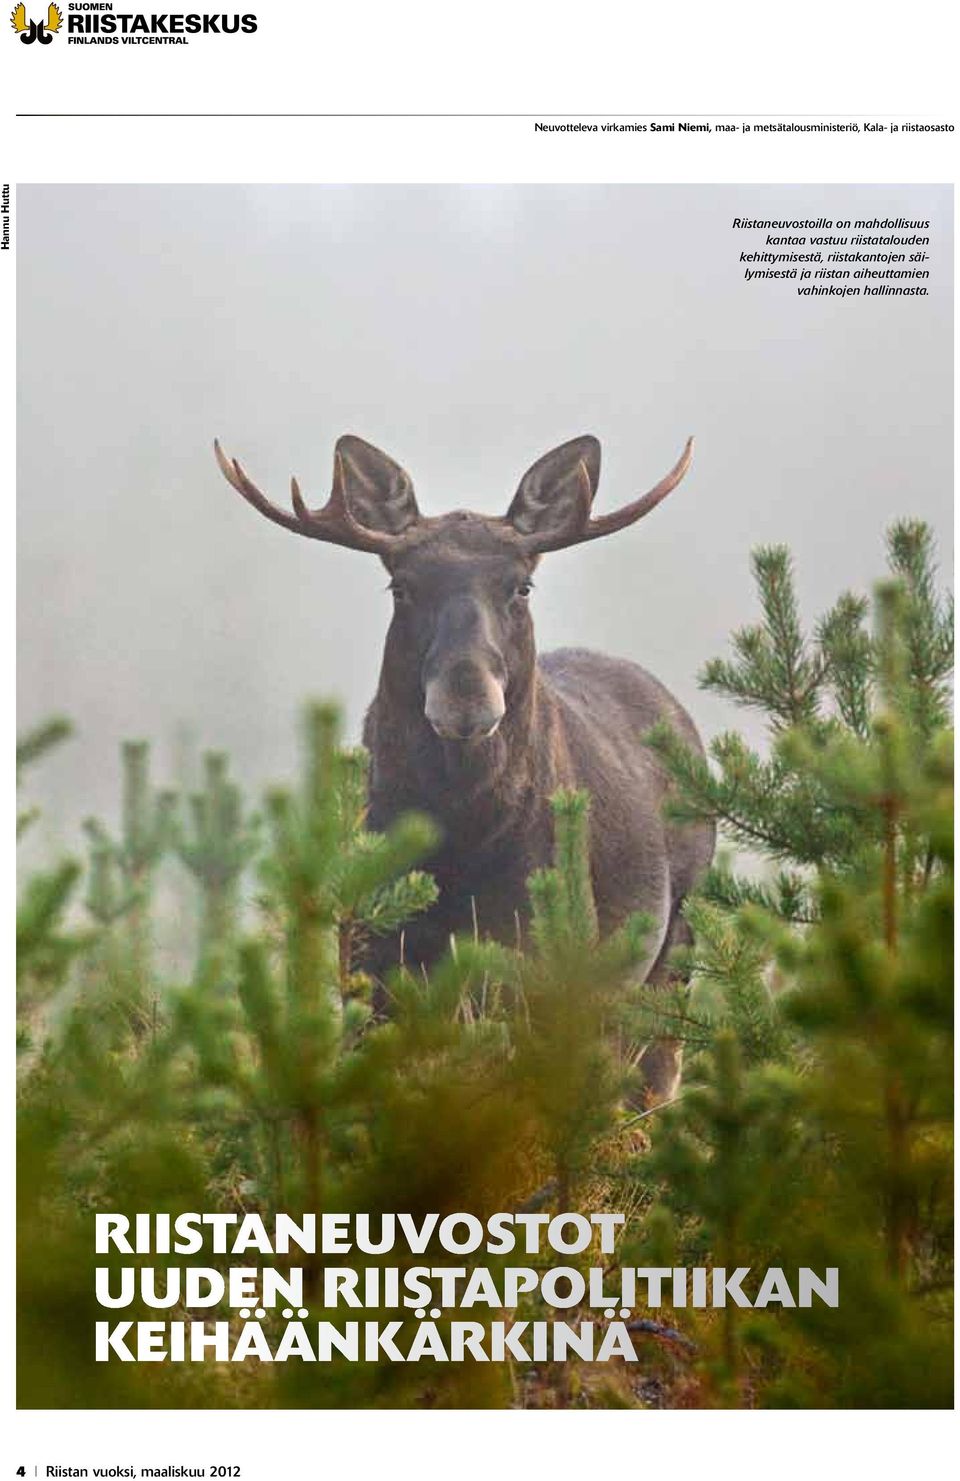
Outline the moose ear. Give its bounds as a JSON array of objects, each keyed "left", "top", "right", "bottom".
[
  {"left": 505, "top": 436, "right": 601, "bottom": 543},
  {"left": 334, "top": 435, "right": 420, "bottom": 534}
]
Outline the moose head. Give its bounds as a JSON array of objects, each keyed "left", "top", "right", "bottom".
[{"left": 214, "top": 434, "right": 693, "bottom": 745}]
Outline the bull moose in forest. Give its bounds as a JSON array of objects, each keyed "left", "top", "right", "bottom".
[{"left": 213, "top": 432, "right": 715, "bottom": 1100}]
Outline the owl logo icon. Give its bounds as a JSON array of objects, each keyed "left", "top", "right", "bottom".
[{"left": 11, "top": 2, "right": 62, "bottom": 43}]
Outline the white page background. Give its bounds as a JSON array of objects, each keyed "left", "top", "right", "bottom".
[{"left": 4, "top": 2, "right": 958, "bottom": 1474}]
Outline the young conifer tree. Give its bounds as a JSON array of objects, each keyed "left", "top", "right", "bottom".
[
  {"left": 636, "top": 520, "right": 953, "bottom": 1407},
  {"left": 16, "top": 718, "right": 86, "bottom": 1030},
  {"left": 172, "top": 750, "right": 260, "bottom": 987},
  {"left": 443, "top": 790, "right": 653, "bottom": 1207},
  {"left": 82, "top": 740, "right": 177, "bottom": 1023},
  {"left": 17, "top": 703, "right": 454, "bottom": 1408},
  {"left": 166, "top": 702, "right": 440, "bottom": 1212}
]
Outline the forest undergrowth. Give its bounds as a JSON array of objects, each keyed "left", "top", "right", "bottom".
[{"left": 17, "top": 520, "right": 953, "bottom": 1409}]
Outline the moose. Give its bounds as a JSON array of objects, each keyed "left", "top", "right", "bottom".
[{"left": 214, "top": 432, "right": 715, "bottom": 1100}]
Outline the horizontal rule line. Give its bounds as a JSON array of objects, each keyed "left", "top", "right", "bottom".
[{"left": 15, "top": 112, "right": 891, "bottom": 119}]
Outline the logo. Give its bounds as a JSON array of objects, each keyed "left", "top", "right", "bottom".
[
  {"left": 11, "top": 2, "right": 61, "bottom": 42},
  {"left": 10, "top": 3, "right": 259, "bottom": 48}
]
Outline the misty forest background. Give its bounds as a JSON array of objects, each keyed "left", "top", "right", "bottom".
[
  {"left": 18, "top": 186, "right": 952, "bottom": 859},
  {"left": 17, "top": 517, "right": 953, "bottom": 1409}
]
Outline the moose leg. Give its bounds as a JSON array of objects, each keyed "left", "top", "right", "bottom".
[
  {"left": 633, "top": 911, "right": 693, "bottom": 1108},
  {"left": 355, "top": 927, "right": 405, "bottom": 1019}
]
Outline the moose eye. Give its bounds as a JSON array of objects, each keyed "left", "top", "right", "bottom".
[
  {"left": 389, "top": 581, "right": 411, "bottom": 603},
  {"left": 514, "top": 581, "right": 533, "bottom": 599}
]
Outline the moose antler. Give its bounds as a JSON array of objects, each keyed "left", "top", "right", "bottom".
[
  {"left": 213, "top": 439, "right": 406, "bottom": 556},
  {"left": 521, "top": 437, "right": 694, "bottom": 555}
]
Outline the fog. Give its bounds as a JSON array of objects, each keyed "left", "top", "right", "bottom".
[{"left": 17, "top": 184, "right": 953, "bottom": 856}]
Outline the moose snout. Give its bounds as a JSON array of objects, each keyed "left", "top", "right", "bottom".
[{"left": 423, "top": 657, "right": 506, "bottom": 742}]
